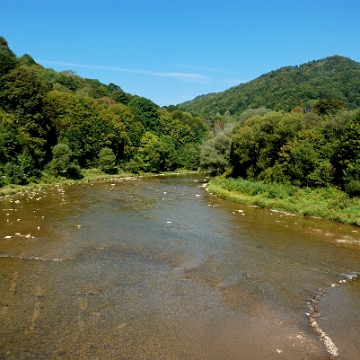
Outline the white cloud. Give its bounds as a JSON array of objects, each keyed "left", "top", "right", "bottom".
[{"left": 37, "top": 60, "right": 208, "bottom": 82}]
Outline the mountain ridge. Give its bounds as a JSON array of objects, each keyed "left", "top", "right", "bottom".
[{"left": 179, "top": 55, "right": 360, "bottom": 116}]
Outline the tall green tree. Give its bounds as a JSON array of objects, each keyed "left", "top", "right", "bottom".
[
  {"left": 0, "top": 53, "right": 17, "bottom": 79},
  {"left": 0, "top": 36, "right": 16, "bottom": 57},
  {"left": 200, "top": 124, "right": 234, "bottom": 175},
  {"left": 49, "top": 143, "right": 82, "bottom": 179},
  {"left": 98, "top": 147, "right": 117, "bottom": 174},
  {"left": 277, "top": 129, "right": 333, "bottom": 187},
  {"left": 0, "top": 67, "right": 53, "bottom": 167},
  {"left": 230, "top": 112, "right": 303, "bottom": 179},
  {"left": 128, "top": 97, "right": 160, "bottom": 134},
  {"left": 333, "top": 111, "right": 360, "bottom": 193}
]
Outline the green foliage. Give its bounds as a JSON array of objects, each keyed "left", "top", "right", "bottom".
[
  {"left": 18, "top": 151, "right": 39, "bottom": 180},
  {"left": 230, "top": 112, "right": 303, "bottom": 179},
  {"left": 0, "top": 37, "right": 206, "bottom": 183},
  {"left": 0, "top": 67, "right": 53, "bottom": 166},
  {"left": 0, "top": 34, "right": 359, "bottom": 207},
  {"left": 208, "top": 176, "right": 360, "bottom": 225},
  {"left": 159, "top": 109, "right": 207, "bottom": 149},
  {"left": 181, "top": 56, "right": 360, "bottom": 116},
  {"left": 225, "top": 108, "right": 360, "bottom": 192},
  {"left": 344, "top": 181, "right": 360, "bottom": 198},
  {"left": 237, "top": 107, "right": 274, "bottom": 125},
  {"left": 200, "top": 124, "right": 233, "bottom": 175},
  {"left": 124, "top": 159, "right": 141, "bottom": 174},
  {"left": 0, "top": 36, "right": 16, "bottom": 57},
  {"left": 0, "top": 53, "right": 18, "bottom": 78},
  {"left": 66, "top": 163, "right": 83, "bottom": 179},
  {"left": 50, "top": 143, "right": 72, "bottom": 176},
  {"left": 46, "top": 90, "right": 108, "bottom": 167},
  {"left": 0, "top": 66, "right": 46, "bottom": 115},
  {"left": 177, "top": 143, "right": 201, "bottom": 170},
  {"left": 312, "top": 98, "right": 346, "bottom": 115},
  {"left": 333, "top": 110, "right": 360, "bottom": 186},
  {"left": 128, "top": 97, "right": 160, "bottom": 134},
  {"left": 109, "top": 86, "right": 132, "bottom": 104},
  {"left": 0, "top": 111, "right": 21, "bottom": 165},
  {"left": 49, "top": 144, "right": 83, "bottom": 179},
  {"left": 276, "top": 129, "right": 334, "bottom": 187},
  {"left": 98, "top": 147, "right": 117, "bottom": 174},
  {"left": 4, "top": 162, "right": 26, "bottom": 185},
  {"left": 134, "top": 132, "right": 177, "bottom": 173},
  {"left": 57, "top": 71, "right": 84, "bottom": 92},
  {"left": 98, "top": 104, "right": 131, "bottom": 160},
  {"left": 18, "top": 54, "right": 36, "bottom": 67}
]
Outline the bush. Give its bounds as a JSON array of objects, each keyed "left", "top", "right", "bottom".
[
  {"left": 124, "top": 159, "right": 141, "bottom": 174},
  {"left": 4, "top": 162, "right": 27, "bottom": 185},
  {"left": 50, "top": 144, "right": 72, "bottom": 176},
  {"left": 344, "top": 180, "right": 360, "bottom": 198},
  {"left": 66, "top": 163, "right": 83, "bottom": 179},
  {"left": 177, "top": 143, "right": 200, "bottom": 170},
  {"left": 98, "top": 147, "right": 117, "bottom": 174}
]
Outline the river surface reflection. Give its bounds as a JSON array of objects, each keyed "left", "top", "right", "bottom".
[{"left": 1, "top": 174, "right": 359, "bottom": 359}]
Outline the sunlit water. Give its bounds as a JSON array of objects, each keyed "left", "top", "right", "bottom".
[{"left": 1, "top": 174, "right": 359, "bottom": 359}]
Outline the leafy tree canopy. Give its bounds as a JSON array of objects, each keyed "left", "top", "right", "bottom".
[
  {"left": 181, "top": 56, "right": 360, "bottom": 116},
  {"left": 0, "top": 36, "right": 209, "bottom": 184},
  {"left": 0, "top": 36, "right": 16, "bottom": 57}
]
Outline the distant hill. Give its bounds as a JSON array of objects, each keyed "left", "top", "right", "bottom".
[{"left": 180, "top": 55, "right": 360, "bottom": 117}]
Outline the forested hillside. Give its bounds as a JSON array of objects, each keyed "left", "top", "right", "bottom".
[
  {"left": 181, "top": 56, "right": 360, "bottom": 117},
  {"left": 1, "top": 36, "right": 360, "bottom": 199},
  {"left": 0, "top": 37, "right": 208, "bottom": 186}
]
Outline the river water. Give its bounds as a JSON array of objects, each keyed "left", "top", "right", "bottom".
[{"left": 0, "top": 174, "right": 359, "bottom": 359}]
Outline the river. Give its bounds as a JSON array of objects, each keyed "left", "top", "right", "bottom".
[{"left": 1, "top": 174, "right": 359, "bottom": 359}]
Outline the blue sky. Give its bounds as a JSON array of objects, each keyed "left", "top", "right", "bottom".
[{"left": 1, "top": 0, "right": 360, "bottom": 106}]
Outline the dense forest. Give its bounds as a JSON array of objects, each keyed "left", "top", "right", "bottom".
[
  {"left": 0, "top": 37, "right": 208, "bottom": 186},
  {"left": 179, "top": 56, "right": 360, "bottom": 198},
  {"left": 200, "top": 105, "right": 360, "bottom": 197},
  {"left": 1, "top": 37, "right": 360, "bottom": 198},
  {"left": 180, "top": 55, "right": 360, "bottom": 117}
]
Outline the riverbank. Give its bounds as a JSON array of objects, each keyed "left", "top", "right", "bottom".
[
  {"left": 0, "top": 168, "right": 197, "bottom": 198},
  {"left": 206, "top": 176, "right": 360, "bottom": 226}
]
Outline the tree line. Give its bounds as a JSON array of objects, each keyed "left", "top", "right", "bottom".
[
  {"left": 200, "top": 104, "right": 360, "bottom": 197},
  {"left": 0, "top": 37, "right": 208, "bottom": 186},
  {"left": 2, "top": 36, "right": 360, "bottom": 198}
]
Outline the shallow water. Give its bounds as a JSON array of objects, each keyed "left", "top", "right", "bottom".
[{"left": 0, "top": 174, "right": 359, "bottom": 359}]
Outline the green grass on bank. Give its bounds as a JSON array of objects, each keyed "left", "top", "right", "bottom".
[{"left": 207, "top": 176, "right": 360, "bottom": 226}]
